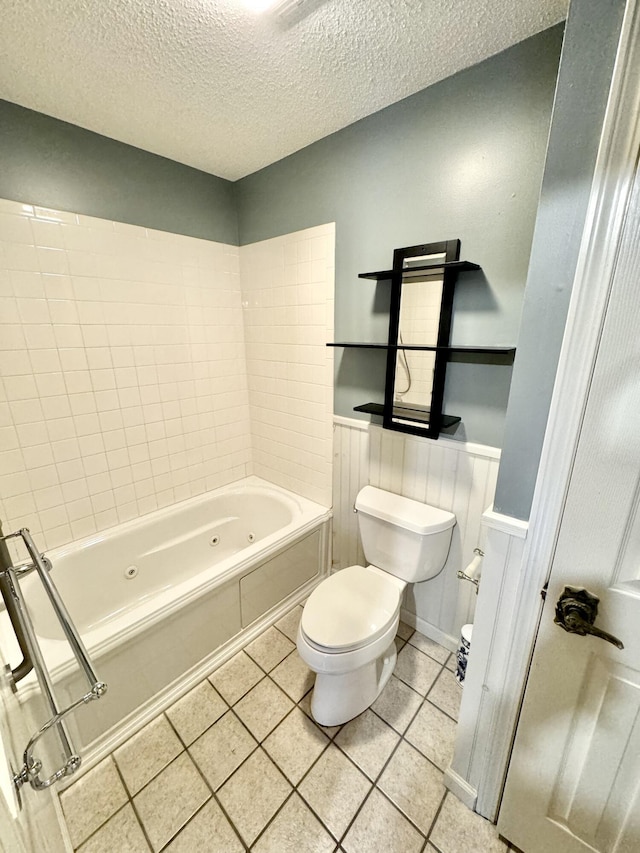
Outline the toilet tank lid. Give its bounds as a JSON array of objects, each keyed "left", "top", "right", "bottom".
[{"left": 355, "top": 485, "right": 456, "bottom": 535}]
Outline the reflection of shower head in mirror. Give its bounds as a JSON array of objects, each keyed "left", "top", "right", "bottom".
[{"left": 395, "top": 331, "right": 412, "bottom": 399}]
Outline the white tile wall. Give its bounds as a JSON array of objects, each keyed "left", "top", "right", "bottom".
[
  {"left": 241, "top": 225, "right": 334, "bottom": 507},
  {"left": 0, "top": 199, "right": 251, "bottom": 552},
  {"left": 333, "top": 417, "right": 500, "bottom": 643}
]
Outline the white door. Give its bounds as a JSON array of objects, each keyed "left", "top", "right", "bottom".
[
  {"left": 498, "top": 103, "right": 640, "bottom": 853},
  {"left": 0, "top": 628, "right": 70, "bottom": 851}
]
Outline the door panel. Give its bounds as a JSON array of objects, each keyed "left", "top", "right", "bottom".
[
  {"left": 0, "top": 630, "right": 70, "bottom": 851},
  {"left": 498, "top": 112, "right": 640, "bottom": 852}
]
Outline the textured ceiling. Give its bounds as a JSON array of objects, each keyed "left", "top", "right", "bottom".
[{"left": 0, "top": 0, "right": 568, "bottom": 180}]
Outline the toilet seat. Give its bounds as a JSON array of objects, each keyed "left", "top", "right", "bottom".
[{"left": 300, "top": 564, "right": 404, "bottom": 653}]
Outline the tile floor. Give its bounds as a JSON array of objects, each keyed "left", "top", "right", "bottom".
[{"left": 60, "top": 607, "right": 517, "bottom": 853}]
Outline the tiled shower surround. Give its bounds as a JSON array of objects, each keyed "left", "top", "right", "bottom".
[{"left": 0, "top": 198, "right": 334, "bottom": 552}]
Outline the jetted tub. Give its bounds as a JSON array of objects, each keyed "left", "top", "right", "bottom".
[{"left": 15, "top": 476, "right": 330, "bottom": 762}]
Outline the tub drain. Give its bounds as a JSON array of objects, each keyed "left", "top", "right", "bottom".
[
  {"left": 125, "top": 565, "right": 138, "bottom": 579},
  {"left": 247, "top": 532, "right": 255, "bottom": 543},
  {"left": 210, "top": 535, "right": 220, "bottom": 547}
]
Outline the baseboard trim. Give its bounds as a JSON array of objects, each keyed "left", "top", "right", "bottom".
[
  {"left": 400, "top": 608, "right": 458, "bottom": 653},
  {"left": 444, "top": 767, "right": 478, "bottom": 811}
]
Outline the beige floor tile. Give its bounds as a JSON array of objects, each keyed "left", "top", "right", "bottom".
[
  {"left": 407, "top": 631, "right": 450, "bottom": 664},
  {"left": 189, "top": 709, "right": 258, "bottom": 790},
  {"left": 394, "top": 635, "right": 407, "bottom": 653},
  {"left": 430, "top": 792, "right": 508, "bottom": 853},
  {"left": 428, "top": 668, "right": 462, "bottom": 721},
  {"left": 275, "top": 604, "right": 304, "bottom": 643},
  {"left": 245, "top": 625, "right": 296, "bottom": 672},
  {"left": 334, "top": 709, "right": 400, "bottom": 780},
  {"left": 217, "top": 749, "right": 292, "bottom": 846},
  {"left": 77, "top": 804, "right": 149, "bottom": 853},
  {"left": 298, "top": 744, "right": 371, "bottom": 839},
  {"left": 166, "top": 680, "right": 227, "bottom": 745},
  {"left": 234, "top": 677, "right": 294, "bottom": 741},
  {"left": 263, "top": 707, "right": 329, "bottom": 784},
  {"left": 299, "top": 691, "right": 342, "bottom": 739},
  {"left": 133, "top": 753, "right": 210, "bottom": 852},
  {"left": 114, "top": 715, "right": 183, "bottom": 795},
  {"left": 252, "top": 793, "right": 336, "bottom": 853},
  {"left": 163, "top": 798, "right": 243, "bottom": 853},
  {"left": 372, "top": 675, "right": 423, "bottom": 734},
  {"left": 342, "top": 788, "right": 424, "bottom": 853},
  {"left": 445, "top": 652, "right": 457, "bottom": 673},
  {"left": 405, "top": 700, "right": 457, "bottom": 770},
  {"left": 271, "top": 649, "right": 314, "bottom": 701},
  {"left": 396, "top": 621, "right": 414, "bottom": 641},
  {"left": 60, "top": 756, "right": 128, "bottom": 848},
  {"left": 378, "top": 740, "right": 445, "bottom": 834},
  {"left": 209, "top": 650, "right": 264, "bottom": 705},
  {"left": 394, "top": 643, "right": 442, "bottom": 696}
]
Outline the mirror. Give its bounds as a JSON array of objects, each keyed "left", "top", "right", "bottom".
[{"left": 384, "top": 241, "right": 459, "bottom": 437}]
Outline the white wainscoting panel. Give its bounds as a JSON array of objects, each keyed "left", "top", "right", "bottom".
[
  {"left": 332, "top": 417, "right": 500, "bottom": 645},
  {"left": 446, "top": 509, "right": 529, "bottom": 819}
]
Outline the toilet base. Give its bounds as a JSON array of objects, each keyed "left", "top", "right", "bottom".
[{"left": 310, "top": 641, "right": 397, "bottom": 726}]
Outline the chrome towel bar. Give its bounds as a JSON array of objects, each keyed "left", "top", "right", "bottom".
[{"left": 0, "top": 526, "right": 107, "bottom": 791}]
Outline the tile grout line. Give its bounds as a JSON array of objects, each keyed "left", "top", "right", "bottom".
[
  {"left": 64, "top": 619, "right": 461, "bottom": 853},
  {"left": 160, "top": 710, "right": 250, "bottom": 853},
  {"left": 111, "top": 755, "right": 156, "bottom": 853}
]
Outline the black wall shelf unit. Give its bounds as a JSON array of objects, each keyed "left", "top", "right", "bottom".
[{"left": 330, "top": 238, "right": 516, "bottom": 440}]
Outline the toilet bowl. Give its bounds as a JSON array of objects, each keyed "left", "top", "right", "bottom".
[
  {"left": 298, "top": 486, "right": 455, "bottom": 726},
  {"left": 297, "top": 564, "right": 405, "bottom": 726}
]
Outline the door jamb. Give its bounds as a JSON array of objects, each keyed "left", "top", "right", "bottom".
[{"left": 479, "top": 0, "right": 640, "bottom": 819}]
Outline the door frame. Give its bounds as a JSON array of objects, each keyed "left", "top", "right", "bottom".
[{"left": 474, "top": 0, "right": 640, "bottom": 820}]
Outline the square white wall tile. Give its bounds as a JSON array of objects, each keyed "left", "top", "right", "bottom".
[
  {"left": 1, "top": 199, "right": 334, "bottom": 555},
  {"left": 240, "top": 224, "right": 334, "bottom": 508},
  {"left": 0, "top": 199, "right": 252, "bottom": 550}
]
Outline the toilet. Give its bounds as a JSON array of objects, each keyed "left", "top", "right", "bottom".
[{"left": 297, "top": 485, "right": 456, "bottom": 726}]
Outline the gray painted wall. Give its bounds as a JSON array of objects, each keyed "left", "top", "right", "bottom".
[
  {"left": 493, "top": 0, "right": 626, "bottom": 519},
  {"left": 0, "top": 100, "right": 238, "bottom": 244},
  {"left": 236, "top": 27, "right": 564, "bottom": 448}
]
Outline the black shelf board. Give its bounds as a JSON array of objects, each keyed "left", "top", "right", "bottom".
[
  {"left": 326, "top": 342, "right": 390, "bottom": 349},
  {"left": 328, "top": 342, "right": 515, "bottom": 355},
  {"left": 358, "top": 260, "right": 480, "bottom": 280},
  {"left": 354, "top": 402, "right": 461, "bottom": 429}
]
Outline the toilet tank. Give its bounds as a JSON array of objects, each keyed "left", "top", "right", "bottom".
[{"left": 355, "top": 486, "right": 456, "bottom": 583}]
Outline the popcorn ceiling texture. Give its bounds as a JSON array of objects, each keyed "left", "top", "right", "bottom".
[{"left": 0, "top": 0, "right": 567, "bottom": 180}]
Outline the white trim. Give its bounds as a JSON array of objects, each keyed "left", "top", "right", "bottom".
[
  {"left": 333, "top": 415, "right": 370, "bottom": 431},
  {"left": 333, "top": 415, "right": 501, "bottom": 460},
  {"left": 478, "top": 0, "right": 640, "bottom": 822},
  {"left": 443, "top": 767, "right": 478, "bottom": 811},
  {"left": 450, "top": 520, "right": 528, "bottom": 819},
  {"left": 482, "top": 508, "right": 529, "bottom": 540},
  {"left": 400, "top": 607, "right": 458, "bottom": 652}
]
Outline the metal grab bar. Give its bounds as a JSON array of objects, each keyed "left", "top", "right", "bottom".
[
  {"left": 0, "top": 521, "right": 32, "bottom": 684},
  {"left": 0, "top": 527, "right": 107, "bottom": 791}
]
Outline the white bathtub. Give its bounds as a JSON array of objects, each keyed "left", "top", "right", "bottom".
[{"left": 14, "top": 476, "right": 330, "bottom": 766}]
